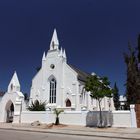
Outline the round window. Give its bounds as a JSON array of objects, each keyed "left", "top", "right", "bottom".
[{"left": 50, "top": 64, "right": 55, "bottom": 69}]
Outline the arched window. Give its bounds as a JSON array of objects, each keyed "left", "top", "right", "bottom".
[
  {"left": 11, "top": 84, "right": 13, "bottom": 91},
  {"left": 66, "top": 99, "right": 71, "bottom": 107},
  {"left": 49, "top": 78, "right": 57, "bottom": 103}
]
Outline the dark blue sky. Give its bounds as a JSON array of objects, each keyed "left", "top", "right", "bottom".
[{"left": 0, "top": 0, "right": 140, "bottom": 95}]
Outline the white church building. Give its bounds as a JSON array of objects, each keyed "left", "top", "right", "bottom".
[
  {"left": 30, "top": 29, "right": 114, "bottom": 111},
  {"left": 0, "top": 29, "right": 115, "bottom": 124}
]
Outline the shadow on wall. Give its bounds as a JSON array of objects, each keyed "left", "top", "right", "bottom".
[{"left": 86, "top": 111, "right": 113, "bottom": 127}]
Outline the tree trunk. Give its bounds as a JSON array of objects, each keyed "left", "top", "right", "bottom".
[
  {"left": 55, "top": 117, "right": 59, "bottom": 125},
  {"left": 98, "top": 100, "right": 103, "bottom": 128}
]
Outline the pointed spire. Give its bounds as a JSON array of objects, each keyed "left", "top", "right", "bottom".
[
  {"left": 50, "top": 29, "right": 59, "bottom": 50},
  {"left": 8, "top": 71, "right": 20, "bottom": 92},
  {"left": 59, "top": 47, "right": 63, "bottom": 57},
  {"left": 63, "top": 49, "right": 66, "bottom": 58},
  {"left": 42, "top": 52, "right": 46, "bottom": 61},
  {"left": 11, "top": 72, "right": 20, "bottom": 87}
]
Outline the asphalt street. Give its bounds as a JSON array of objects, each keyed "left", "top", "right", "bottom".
[{"left": 0, "top": 129, "right": 132, "bottom": 140}]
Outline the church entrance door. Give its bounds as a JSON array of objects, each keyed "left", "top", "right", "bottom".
[{"left": 66, "top": 99, "right": 71, "bottom": 107}]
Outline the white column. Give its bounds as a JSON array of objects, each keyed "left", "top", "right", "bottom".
[
  {"left": 72, "top": 83, "right": 76, "bottom": 109},
  {"left": 110, "top": 97, "right": 115, "bottom": 111},
  {"left": 61, "top": 87, "right": 64, "bottom": 107},
  {"left": 104, "top": 97, "right": 108, "bottom": 110},
  {"left": 13, "top": 99, "right": 23, "bottom": 123},
  {"left": 130, "top": 104, "right": 137, "bottom": 128},
  {"left": 76, "top": 83, "right": 80, "bottom": 110}
]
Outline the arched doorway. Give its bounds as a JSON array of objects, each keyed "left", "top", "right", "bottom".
[
  {"left": 66, "top": 99, "right": 71, "bottom": 107},
  {"left": 5, "top": 100, "right": 14, "bottom": 123}
]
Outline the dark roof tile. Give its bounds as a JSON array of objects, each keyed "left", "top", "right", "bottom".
[{"left": 69, "top": 65, "right": 91, "bottom": 82}]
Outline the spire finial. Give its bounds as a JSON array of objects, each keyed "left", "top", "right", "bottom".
[
  {"left": 63, "top": 49, "right": 66, "bottom": 58},
  {"left": 50, "top": 29, "right": 59, "bottom": 50},
  {"left": 42, "top": 52, "right": 46, "bottom": 61},
  {"left": 59, "top": 47, "right": 63, "bottom": 57}
]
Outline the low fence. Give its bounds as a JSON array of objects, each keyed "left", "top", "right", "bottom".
[
  {"left": 21, "top": 111, "right": 87, "bottom": 125},
  {"left": 21, "top": 110, "right": 133, "bottom": 127},
  {"left": 112, "top": 111, "right": 131, "bottom": 127},
  {"left": 21, "top": 111, "right": 47, "bottom": 123}
]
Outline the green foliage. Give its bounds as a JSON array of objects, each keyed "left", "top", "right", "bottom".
[
  {"left": 124, "top": 42, "right": 140, "bottom": 107},
  {"left": 53, "top": 108, "right": 64, "bottom": 125},
  {"left": 138, "top": 34, "right": 140, "bottom": 63},
  {"left": 113, "top": 82, "right": 120, "bottom": 110},
  {"left": 85, "top": 75, "right": 113, "bottom": 101},
  {"left": 27, "top": 100, "right": 46, "bottom": 111},
  {"left": 53, "top": 108, "right": 64, "bottom": 117}
]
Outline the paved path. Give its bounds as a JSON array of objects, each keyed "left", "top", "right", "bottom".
[
  {"left": 0, "top": 129, "right": 134, "bottom": 140},
  {"left": 0, "top": 123, "right": 140, "bottom": 140}
]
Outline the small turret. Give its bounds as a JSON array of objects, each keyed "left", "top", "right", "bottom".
[
  {"left": 8, "top": 72, "right": 20, "bottom": 93},
  {"left": 59, "top": 47, "right": 63, "bottom": 57},
  {"left": 42, "top": 52, "right": 46, "bottom": 61},
  {"left": 42, "top": 52, "right": 46, "bottom": 67},
  {"left": 63, "top": 49, "right": 67, "bottom": 58}
]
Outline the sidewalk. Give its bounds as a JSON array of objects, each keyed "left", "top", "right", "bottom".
[{"left": 0, "top": 123, "right": 140, "bottom": 140}]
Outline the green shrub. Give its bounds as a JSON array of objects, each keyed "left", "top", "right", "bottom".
[{"left": 27, "top": 100, "right": 46, "bottom": 111}]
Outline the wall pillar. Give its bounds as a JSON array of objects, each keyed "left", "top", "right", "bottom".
[
  {"left": 75, "top": 83, "right": 80, "bottom": 111},
  {"left": 13, "top": 98, "right": 24, "bottom": 124},
  {"left": 130, "top": 104, "right": 137, "bottom": 128}
]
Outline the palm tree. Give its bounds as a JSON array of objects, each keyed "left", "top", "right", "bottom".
[{"left": 53, "top": 108, "right": 64, "bottom": 125}]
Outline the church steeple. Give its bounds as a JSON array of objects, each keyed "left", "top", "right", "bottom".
[
  {"left": 8, "top": 71, "right": 20, "bottom": 93},
  {"left": 50, "top": 29, "right": 59, "bottom": 50}
]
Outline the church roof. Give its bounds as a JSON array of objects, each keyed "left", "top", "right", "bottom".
[{"left": 69, "top": 65, "right": 91, "bottom": 82}]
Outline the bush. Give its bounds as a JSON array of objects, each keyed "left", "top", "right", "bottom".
[{"left": 27, "top": 100, "right": 46, "bottom": 111}]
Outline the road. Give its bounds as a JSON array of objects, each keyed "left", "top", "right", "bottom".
[{"left": 0, "top": 129, "right": 130, "bottom": 140}]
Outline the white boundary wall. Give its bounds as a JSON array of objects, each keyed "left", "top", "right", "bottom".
[
  {"left": 21, "top": 110, "right": 134, "bottom": 127},
  {"left": 112, "top": 111, "right": 131, "bottom": 127},
  {"left": 21, "top": 111, "right": 87, "bottom": 125},
  {"left": 21, "top": 111, "right": 47, "bottom": 123}
]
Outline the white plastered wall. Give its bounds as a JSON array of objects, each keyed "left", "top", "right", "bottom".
[{"left": 0, "top": 91, "right": 24, "bottom": 123}]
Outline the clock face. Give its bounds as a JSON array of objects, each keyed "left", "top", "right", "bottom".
[{"left": 50, "top": 64, "right": 55, "bottom": 69}]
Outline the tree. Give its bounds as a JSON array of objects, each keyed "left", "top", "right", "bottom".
[
  {"left": 137, "top": 35, "right": 140, "bottom": 103},
  {"left": 85, "top": 75, "right": 113, "bottom": 127},
  {"left": 27, "top": 100, "right": 46, "bottom": 111},
  {"left": 137, "top": 34, "right": 140, "bottom": 63},
  {"left": 53, "top": 108, "right": 64, "bottom": 125},
  {"left": 124, "top": 43, "right": 139, "bottom": 107},
  {"left": 113, "top": 82, "right": 120, "bottom": 110}
]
